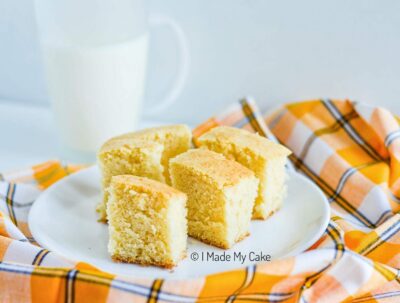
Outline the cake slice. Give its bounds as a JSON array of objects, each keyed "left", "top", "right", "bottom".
[
  {"left": 197, "top": 126, "right": 291, "bottom": 219},
  {"left": 97, "top": 139, "right": 164, "bottom": 221},
  {"left": 170, "top": 149, "right": 258, "bottom": 249},
  {"left": 97, "top": 124, "right": 191, "bottom": 222},
  {"left": 115, "top": 124, "right": 192, "bottom": 184},
  {"left": 107, "top": 175, "right": 187, "bottom": 268}
]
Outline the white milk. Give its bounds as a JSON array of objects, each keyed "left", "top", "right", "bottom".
[{"left": 43, "top": 34, "right": 149, "bottom": 154}]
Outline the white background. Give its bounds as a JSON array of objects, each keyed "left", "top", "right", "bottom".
[{"left": 1, "top": 0, "right": 400, "bottom": 124}]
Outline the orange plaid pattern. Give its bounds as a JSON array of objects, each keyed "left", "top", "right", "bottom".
[{"left": 0, "top": 99, "right": 399, "bottom": 302}]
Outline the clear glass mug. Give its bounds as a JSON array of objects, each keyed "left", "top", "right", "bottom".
[{"left": 34, "top": 0, "right": 190, "bottom": 161}]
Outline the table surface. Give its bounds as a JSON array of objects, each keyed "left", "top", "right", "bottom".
[{"left": 0, "top": 101, "right": 168, "bottom": 172}]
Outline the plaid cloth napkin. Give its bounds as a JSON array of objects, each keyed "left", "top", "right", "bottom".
[{"left": 0, "top": 99, "right": 399, "bottom": 302}]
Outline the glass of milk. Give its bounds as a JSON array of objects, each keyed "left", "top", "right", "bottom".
[{"left": 34, "top": 0, "right": 189, "bottom": 161}]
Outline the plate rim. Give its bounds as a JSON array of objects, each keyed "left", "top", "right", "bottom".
[{"left": 28, "top": 165, "right": 330, "bottom": 279}]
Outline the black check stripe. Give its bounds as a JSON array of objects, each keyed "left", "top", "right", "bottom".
[
  {"left": 37, "top": 251, "right": 50, "bottom": 266},
  {"left": 346, "top": 251, "right": 399, "bottom": 284},
  {"left": 32, "top": 249, "right": 50, "bottom": 266},
  {"left": 322, "top": 99, "right": 385, "bottom": 162},
  {"left": 352, "top": 291, "right": 400, "bottom": 303},
  {"left": 240, "top": 98, "right": 296, "bottom": 171},
  {"left": 65, "top": 269, "right": 78, "bottom": 303},
  {"left": 260, "top": 100, "right": 384, "bottom": 227},
  {"left": 384, "top": 130, "right": 400, "bottom": 148},
  {"left": 358, "top": 217, "right": 400, "bottom": 256},
  {"left": 326, "top": 223, "right": 345, "bottom": 260},
  {"left": 5, "top": 260, "right": 395, "bottom": 303},
  {"left": 240, "top": 99, "right": 268, "bottom": 138},
  {"left": 374, "top": 210, "right": 394, "bottom": 226},
  {"left": 0, "top": 262, "right": 300, "bottom": 303},
  {"left": 214, "top": 99, "right": 260, "bottom": 131},
  {"left": 225, "top": 265, "right": 256, "bottom": 303},
  {"left": 290, "top": 153, "right": 375, "bottom": 227},
  {"left": 147, "top": 279, "right": 164, "bottom": 303},
  {"left": 328, "top": 161, "right": 381, "bottom": 203},
  {"left": 291, "top": 151, "right": 396, "bottom": 227},
  {"left": 300, "top": 223, "right": 345, "bottom": 292},
  {"left": 27, "top": 237, "right": 39, "bottom": 245},
  {"left": 32, "top": 249, "right": 46, "bottom": 265},
  {"left": 0, "top": 193, "right": 34, "bottom": 208},
  {"left": 5, "top": 183, "right": 17, "bottom": 226},
  {"left": 299, "top": 110, "right": 359, "bottom": 161}
]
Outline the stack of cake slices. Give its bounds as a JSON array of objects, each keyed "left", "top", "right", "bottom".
[{"left": 97, "top": 124, "right": 291, "bottom": 268}]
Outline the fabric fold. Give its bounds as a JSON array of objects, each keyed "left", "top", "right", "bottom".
[{"left": 0, "top": 99, "right": 399, "bottom": 302}]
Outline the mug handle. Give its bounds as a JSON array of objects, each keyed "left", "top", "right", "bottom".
[{"left": 146, "top": 13, "right": 190, "bottom": 114}]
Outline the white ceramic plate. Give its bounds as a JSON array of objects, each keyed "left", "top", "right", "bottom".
[{"left": 29, "top": 166, "right": 330, "bottom": 279}]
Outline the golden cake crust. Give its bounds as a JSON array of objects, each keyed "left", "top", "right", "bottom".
[
  {"left": 99, "top": 137, "right": 162, "bottom": 155},
  {"left": 112, "top": 252, "right": 187, "bottom": 269},
  {"left": 192, "top": 232, "right": 250, "bottom": 249},
  {"left": 115, "top": 124, "right": 191, "bottom": 141},
  {"left": 111, "top": 124, "right": 192, "bottom": 185},
  {"left": 97, "top": 124, "right": 191, "bottom": 222},
  {"left": 110, "top": 175, "right": 186, "bottom": 200},
  {"left": 170, "top": 149, "right": 255, "bottom": 188},
  {"left": 198, "top": 126, "right": 290, "bottom": 220},
  {"left": 198, "top": 126, "right": 291, "bottom": 159}
]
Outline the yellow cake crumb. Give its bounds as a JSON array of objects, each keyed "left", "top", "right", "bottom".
[
  {"left": 169, "top": 149, "right": 258, "bottom": 249},
  {"left": 97, "top": 124, "right": 191, "bottom": 222},
  {"left": 115, "top": 124, "right": 192, "bottom": 184},
  {"left": 107, "top": 175, "right": 187, "bottom": 268},
  {"left": 198, "top": 126, "right": 291, "bottom": 219}
]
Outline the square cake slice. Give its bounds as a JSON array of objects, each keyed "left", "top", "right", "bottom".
[
  {"left": 97, "top": 138, "right": 165, "bottom": 222},
  {"left": 97, "top": 124, "right": 191, "bottom": 222},
  {"left": 107, "top": 175, "right": 187, "bottom": 268},
  {"left": 115, "top": 124, "right": 192, "bottom": 184},
  {"left": 170, "top": 149, "right": 258, "bottom": 249},
  {"left": 198, "top": 126, "right": 291, "bottom": 219}
]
